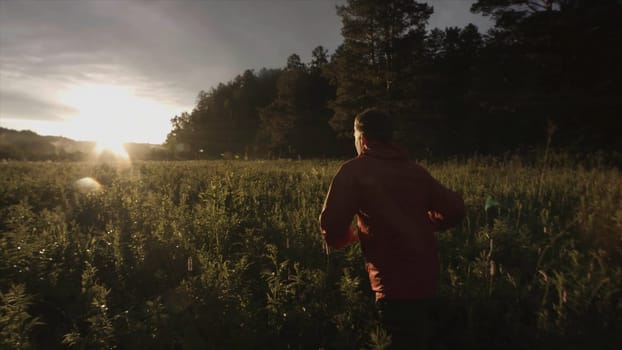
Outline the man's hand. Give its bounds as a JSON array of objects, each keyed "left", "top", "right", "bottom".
[
  {"left": 427, "top": 210, "right": 445, "bottom": 230},
  {"left": 322, "top": 225, "right": 358, "bottom": 254}
]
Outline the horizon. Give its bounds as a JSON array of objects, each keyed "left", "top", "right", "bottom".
[{"left": 0, "top": 125, "right": 161, "bottom": 145}]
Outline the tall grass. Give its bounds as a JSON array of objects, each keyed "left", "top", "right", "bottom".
[{"left": 0, "top": 156, "right": 620, "bottom": 349}]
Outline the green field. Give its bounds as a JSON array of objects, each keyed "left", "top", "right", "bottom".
[{"left": 1, "top": 157, "right": 621, "bottom": 349}]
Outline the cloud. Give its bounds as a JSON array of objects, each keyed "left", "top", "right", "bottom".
[
  {"left": 0, "top": 89, "right": 78, "bottom": 121},
  {"left": 0, "top": 0, "right": 216, "bottom": 111},
  {"left": 0, "top": 1, "right": 344, "bottom": 109}
]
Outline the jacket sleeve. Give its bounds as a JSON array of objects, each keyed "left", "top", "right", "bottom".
[
  {"left": 319, "top": 165, "right": 359, "bottom": 249},
  {"left": 428, "top": 176, "right": 466, "bottom": 231}
]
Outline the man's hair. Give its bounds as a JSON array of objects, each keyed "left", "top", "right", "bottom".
[{"left": 354, "top": 108, "right": 394, "bottom": 143}]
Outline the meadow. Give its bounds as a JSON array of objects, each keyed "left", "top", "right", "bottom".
[{"left": 1, "top": 156, "right": 621, "bottom": 349}]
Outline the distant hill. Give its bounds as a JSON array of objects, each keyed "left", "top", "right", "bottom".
[{"left": 0, "top": 127, "right": 169, "bottom": 161}]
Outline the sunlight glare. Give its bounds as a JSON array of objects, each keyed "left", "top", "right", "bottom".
[
  {"left": 58, "top": 83, "right": 175, "bottom": 146},
  {"left": 94, "top": 137, "right": 130, "bottom": 159}
]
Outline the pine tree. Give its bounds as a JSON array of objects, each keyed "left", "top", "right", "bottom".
[
  {"left": 259, "top": 50, "right": 337, "bottom": 157},
  {"left": 325, "top": 0, "right": 432, "bottom": 138}
]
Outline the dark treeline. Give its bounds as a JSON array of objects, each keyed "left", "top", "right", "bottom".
[
  {"left": 0, "top": 128, "right": 89, "bottom": 161},
  {"left": 166, "top": 0, "right": 622, "bottom": 159}
]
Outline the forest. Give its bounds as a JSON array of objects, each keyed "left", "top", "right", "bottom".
[{"left": 163, "top": 0, "right": 622, "bottom": 160}]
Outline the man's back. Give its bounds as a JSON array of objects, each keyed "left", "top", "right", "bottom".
[
  {"left": 319, "top": 108, "right": 465, "bottom": 349},
  {"left": 320, "top": 142, "right": 465, "bottom": 300}
]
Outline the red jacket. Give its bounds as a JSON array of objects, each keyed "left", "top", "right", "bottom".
[{"left": 319, "top": 143, "right": 465, "bottom": 300}]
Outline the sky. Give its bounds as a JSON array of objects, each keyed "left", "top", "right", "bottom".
[{"left": 0, "top": 0, "right": 492, "bottom": 145}]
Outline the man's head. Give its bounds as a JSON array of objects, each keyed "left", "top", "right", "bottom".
[{"left": 353, "top": 108, "right": 394, "bottom": 155}]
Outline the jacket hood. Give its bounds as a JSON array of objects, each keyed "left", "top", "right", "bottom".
[{"left": 361, "top": 142, "right": 409, "bottom": 160}]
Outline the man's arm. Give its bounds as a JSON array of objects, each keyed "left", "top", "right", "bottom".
[
  {"left": 428, "top": 176, "right": 466, "bottom": 231},
  {"left": 319, "top": 166, "right": 359, "bottom": 249}
]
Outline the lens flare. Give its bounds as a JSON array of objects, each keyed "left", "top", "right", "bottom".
[{"left": 74, "top": 177, "right": 102, "bottom": 194}]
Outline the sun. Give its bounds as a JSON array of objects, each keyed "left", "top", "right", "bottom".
[
  {"left": 94, "top": 137, "right": 130, "bottom": 159},
  {"left": 57, "top": 83, "right": 175, "bottom": 149},
  {"left": 59, "top": 84, "right": 136, "bottom": 159}
]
